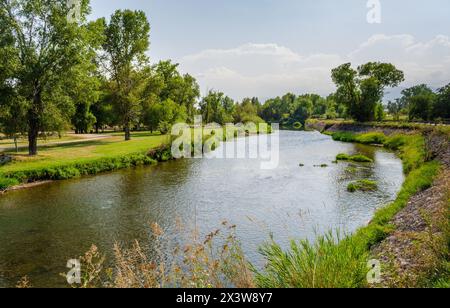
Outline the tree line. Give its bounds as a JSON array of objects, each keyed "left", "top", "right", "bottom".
[{"left": 1, "top": 1, "right": 449, "bottom": 156}]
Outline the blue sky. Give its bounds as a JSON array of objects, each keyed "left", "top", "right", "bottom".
[{"left": 90, "top": 0, "right": 450, "bottom": 101}]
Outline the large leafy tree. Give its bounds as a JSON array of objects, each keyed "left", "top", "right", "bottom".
[
  {"left": 102, "top": 9, "right": 150, "bottom": 140},
  {"left": 434, "top": 84, "right": 450, "bottom": 120},
  {"left": 331, "top": 62, "right": 404, "bottom": 122},
  {"left": 199, "top": 91, "right": 235, "bottom": 125},
  {"left": 153, "top": 60, "right": 200, "bottom": 122},
  {"left": 400, "top": 84, "right": 436, "bottom": 121},
  {"left": 0, "top": 0, "right": 101, "bottom": 155}
]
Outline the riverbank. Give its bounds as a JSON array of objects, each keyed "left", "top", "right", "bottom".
[
  {"left": 0, "top": 132, "right": 171, "bottom": 192},
  {"left": 311, "top": 121, "right": 450, "bottom": 288},
  {"left": 0, "top": 126, "right": 270, "bottom": 193}
]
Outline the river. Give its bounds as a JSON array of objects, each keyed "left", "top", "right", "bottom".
[{"left": 0, "top": 131, "right": 404, "bottom": 287}]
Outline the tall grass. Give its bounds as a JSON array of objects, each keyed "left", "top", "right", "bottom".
[
  {"left": 68, "top": 222, "right": 254, "bottom": 288},
  {"left": 255, "top": 232, "right": 368, "bottom": 288}
]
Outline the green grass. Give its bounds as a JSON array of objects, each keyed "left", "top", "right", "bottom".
[
  {"left": 0, "top": 133, "right": 170, "bottom": 189},
  {"left": 347, "top": 180, "right": 378, "bottom": 192},
  {"left": 0, "top": 177, "right": 19, "bottom": 190},
  {"left": 336, "top": 153, "right": 373, "bottom": 163},
  {"left": 255, "top": 232, "right": 368, "bottom": 288},
  {"left": 332, "top": 131, "right": 386, "bottom": 145},
  {"left": 333, "top": 132, "right": 425, "bottom": 174}
]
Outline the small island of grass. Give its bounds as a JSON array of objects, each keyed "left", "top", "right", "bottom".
[
  {"left": 336, "top": 153, "right": 373, "bottom": 163},
  {"left": 347, "top": 180, "right": 378, "bottom": 192}
]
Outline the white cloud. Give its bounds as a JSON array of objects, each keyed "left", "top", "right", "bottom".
[{"left": 178, "top": 36, "right": 450, "bottom": 101}]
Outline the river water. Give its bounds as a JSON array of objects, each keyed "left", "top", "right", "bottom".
[{"left": 0, "top": 131, "right": 404, "bottom": 287}]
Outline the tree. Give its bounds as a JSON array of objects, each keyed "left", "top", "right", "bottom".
[
  {"left": 434, "top": 84, "right": 450, "bottom": 120},
  {"left": 199, "top": 91, "right": 235, "bottom": 125},
  {"left": 102, "top": 9, "right": 150, "bottom": 140},
  {"left": 400, "top": 85, "right": 436, "bottom": 121},
  {"left": 331, "top": 62, "right": 404, "bottom": 122},
  {"left": 387, "top": 99, "right": 405, "bottom": 121},
  {"left": 291, "top": 97, "right": 313, "bottom": 125},
  {"left": 0, "top": 0, "right": 101, "bottom": 155},
  {"left": 69, "top": 62, "right": 103, "bottom": 134},
  {"left": 153, "top": 60, "right": 200, "bottom": 122},
  {"left": 375, "top": 102, "right": 385, "bottom": 121},
  {"left": 400, "top": 84, "right": 435, "bottom": 120},
  {"left": 409, "top": 95, "right": 435, "bottom": 121},
  {"left": 142, "top": 98, "right": 187, "bottom": 133}
]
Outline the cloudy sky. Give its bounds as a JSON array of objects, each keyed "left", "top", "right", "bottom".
[{"left": 90, "top": 0, "right": 450, "bottom": 101}]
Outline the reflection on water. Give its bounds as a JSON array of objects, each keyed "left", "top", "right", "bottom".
[{"left": 0, "top": 131, "right": 404, "bottom": 287}]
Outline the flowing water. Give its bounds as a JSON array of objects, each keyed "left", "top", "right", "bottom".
[{"left": 0, "top": 131, "right": 404, "bottom": 287}]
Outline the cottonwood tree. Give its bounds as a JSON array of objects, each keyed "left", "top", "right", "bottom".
[
  {"left": 0, "top": 0, "right": 101, "bottom": 155},
  {"left": 331, "top": 62, "right": 404, "bottom": 122},
  {"left": 102, "top": 9, "right": 150, "bottom": 141}
]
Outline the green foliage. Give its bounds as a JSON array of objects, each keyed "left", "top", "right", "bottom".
[
  {"left": 0, "top": 177, "right": 19, "bottom": 190},
  {"left": 254, "top": 232, "right": 368, "bottom": 288},
  {"left": 336, "top": 153, "right": 373, "bottom": 163},
  {"left": 384, "top": 134, "right": 425, "bottom": 174},
  {"left": 102, "top": 9, "right": 150, "bottom": 140},
  {"left": 347, "top": 180, "right": 378, "bottom": 192},
  {"left": 331, "top": 62, "right": 404, "bottom": 122},
  {"left": 434, "top": 84, "right": 450, "bottom": 120},
  {"left": 0, "top": 0, "right": 103, "bottom": 154},
  {"left": 260, "top": 93, "right": 342, "bottom": 127},
  {"left": 199, "top": 91, "right": 236, "bottom": 125},
  {"left": 2, "top": 153, "right": 159, "bottom": 184},
  {"left": 292, "top": 122, "right": 303, "bottom": 130}
]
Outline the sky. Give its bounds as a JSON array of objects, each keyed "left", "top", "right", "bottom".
[{"left": 90, "top": 0, "right": 450, "bottom": 101}]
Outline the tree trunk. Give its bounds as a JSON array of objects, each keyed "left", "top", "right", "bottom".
[
  {"left": 124, "top": 122, "right": 131, "bottom": 141},
  {"left": 14, "top": 136, "right": 18, "bottom": 153},
  {"left": 28, "top": 121, "right": 38, "bottom": 156},
  {"left": 28, "top": 90, "right": 41, "bottom": 156}
]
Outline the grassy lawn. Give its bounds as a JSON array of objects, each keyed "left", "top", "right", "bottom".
[
  {"left": 1, "top": 132, "right": 169, "bottom": 173},
  {"left": 0, "top": 134, "right": 85, "bottom": 149}
]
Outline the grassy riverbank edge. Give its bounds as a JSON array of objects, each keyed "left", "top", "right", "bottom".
[
  {"left": 254, "top": 126, "right": 447, "bottom": 288},
  {"left": 0, "top": 145, "right": 173, "bottom": 192}
]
